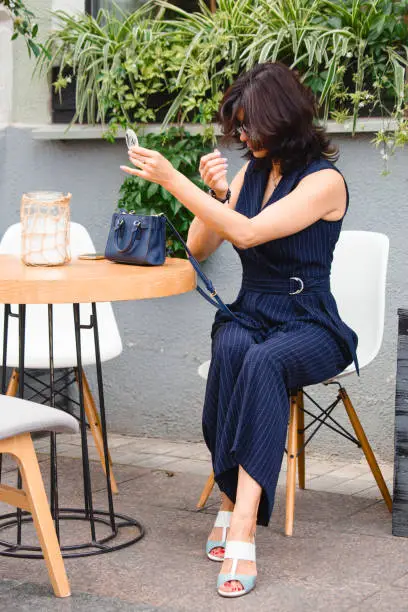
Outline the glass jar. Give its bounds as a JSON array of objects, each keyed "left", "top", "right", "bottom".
[{"left": 21, "top": 191, "right": 72, "bottom": 266}]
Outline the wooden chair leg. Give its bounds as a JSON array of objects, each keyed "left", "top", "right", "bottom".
[
  {"left": 285, "top": 393, "right": 299, "bottom": 536},
  {"left": 6, "top": 369, "right": 19, "bottom": 396},
  {"left": 197, "top": 471, "right": 215, "bottom": 509},
  {"left": 340, "top": 387, "right": 393, "bottom": 512},
  {"left": 297, "top": 390, "right": 306, "bottom": 490},
  {"left": 0, "top": 434, "right": 70, "bottom": 597},
  {"left": 78, "top": 371, "right": 118, "bottom": 495}
]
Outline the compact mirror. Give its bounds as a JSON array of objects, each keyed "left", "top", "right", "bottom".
[{"left": 125, "top": 128, "right": 139, "bottom": 149}]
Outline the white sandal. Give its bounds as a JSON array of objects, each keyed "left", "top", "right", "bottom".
[
  {"left": 206, "top": 510, "right": 232, "bottom": 562},
  {"left": 217, "top": 540, "right": 256, "bottom": 598}
]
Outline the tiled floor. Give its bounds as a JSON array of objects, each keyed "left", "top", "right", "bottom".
[
  {"left": 0, "top": 432, "right": 402, "bottom": 612},
  {"left": 50, "top": 431, "right": 394, "bottom": 500}
]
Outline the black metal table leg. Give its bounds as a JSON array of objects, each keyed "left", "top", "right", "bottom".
[
  {"left": 16, "top": 304, "right": 26, "bottom": 545},
  {"left": 91, "top": 302, "right": 116, "bottom": 532},
  {"left": 0, "top": 304, "right": 10, "bottom": 480},
  {"left": 0, "top": 301, "right": 144, "bottom": 558},
  {"left": 1, "top": 304, "right": 9, "bottom": 396},
  {"left": 48, "top": 304, "right": 60, "bottom": 540},
  {"left": 73, "top": 303, "right": 97, "bottom": 541}
]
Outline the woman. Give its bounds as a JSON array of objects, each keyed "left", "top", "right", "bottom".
[{"left": 121, "top": 62, "right": 358, "bottom": 599}]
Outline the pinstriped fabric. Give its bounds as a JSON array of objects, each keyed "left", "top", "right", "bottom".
[{"left": 202, "top": 157, "right": 358, "bottom": 526}]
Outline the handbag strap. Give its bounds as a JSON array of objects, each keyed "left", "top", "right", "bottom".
[
  {"left": 114, "top": 220, "right": 141, "bottom": 253},
  {"left": 163, "top": 215, "right": 256, "bottom": 330}
]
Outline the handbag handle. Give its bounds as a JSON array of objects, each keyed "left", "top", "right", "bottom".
[
  {"left": 114, "top": 220, "right": 142, "bottom": 254},
  {"left": 163, "top": 215, "right": 258, "bottom": 330}
]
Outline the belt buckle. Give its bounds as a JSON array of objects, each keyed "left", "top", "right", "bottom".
[{"left": 289, "top": 277, "right": 304, "bottom": 295}]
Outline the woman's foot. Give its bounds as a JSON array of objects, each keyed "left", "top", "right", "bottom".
[
  {"left": 207, "top": 497, "right": 234, "bottom": 561},
  {"left": 217, "top": 515, "right": 257, "bottom": 595}
]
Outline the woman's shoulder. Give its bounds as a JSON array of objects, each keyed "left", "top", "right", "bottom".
[
  {"left": 299, "top": 156, "right": 339, "bottom": 177},
  {"left": 292, "top": 157, "right": 346, "bottom": 191}
]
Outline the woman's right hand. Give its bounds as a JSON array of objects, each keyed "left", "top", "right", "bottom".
[{"left": 199, "top": 149, "right": 229, "bottom": 199}]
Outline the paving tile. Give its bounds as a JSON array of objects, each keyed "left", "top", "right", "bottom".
[
  {"left": 56, "top": 505, "right": 219, "bottom": 607},
  {"left": 109, "top": 452, "right": 177, "bottom": 469},
  {"left": 128, "top": 439, "right": 198, "bottom": 456},
  {"left": 376, "top": 464, "right": 395, "bottom": 480},
  {"left": 353, "top": 587, "right": 408, "bottom": 611},
  {"left": 0, "top": 580, "right": 163, "bottom": 611},
  {"left": 352, "top": 485, "right": 384, "bottom": 500},
  {"left": 161, "top": 458, "right": 212, "bottom": 476},
  {"left": 160, "top": 442, "right": 208, "bottom": 459},
  {"left": 392, "top": 571, "right": 408, "bottom": 588},
  {"left": 325, "top": 463, "right": 373, "bottom": 479},
  {"left": 305, "top": 474, "right": 352, "bottom": 492},
  {"left": 92, "top": 468, "right": 215, "bottom": 514},
  {"left": 300, "top": 458, "right": 342, "bottom": 476},
  {"left": 333, "top": 500, "right": 392, "bottom": 538},
  {"left": 191, "top": 449, "right": 212, "bottom": 461},
  {"left": 0, "top": 579, "right": 20, "bottom": 593},
  {"left": 169, "top": 578, "right": 377, "bottom": 612},
  {"left": 56, "top": 432, "right": 97, "bottom": 447},
  {"left": 56, "top": 444, "right": 100, "bottom": 460},
  {"left": 259, "top": 528, "right": 408, "bottom": 587},
  {"left": 57, "top": 432, "right": 155, "bottom": 451},
  {"left": 325, "top": 477, "right": 384, "bottom": 496},
  {"left": 36, "top": 443, "right": 79, "bottom": 458},
  {"left": 114, "top": 438, "right": 180, "bottom": 453},
  {"left": 347, "top": 473, "right": 391, "bottom": 489},
  {"left": 126, "top": 454, "right": 180, "bottom": 469},
  {"left": 33, "top": 438, "right": 54, "bottom": 451}
]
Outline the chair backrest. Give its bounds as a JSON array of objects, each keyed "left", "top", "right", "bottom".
[
  {"left": 0, "top": 222, "right": 96, "bottom": 257},
  {"left": 331, "top": 230, "right": 389, "bottom": 369}
]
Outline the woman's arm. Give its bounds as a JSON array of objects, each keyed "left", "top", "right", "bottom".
[
  {"left": 122, "top": 148, "right": 347, "bottom": 249},
  {"left": 186, "top": 161, "right": 249, "bottom": 261}
]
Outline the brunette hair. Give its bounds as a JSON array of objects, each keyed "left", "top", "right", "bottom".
[{"left": 218, "top": 62, "right": 338, "bottom": 173}]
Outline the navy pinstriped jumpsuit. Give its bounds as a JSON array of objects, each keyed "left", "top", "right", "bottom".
[{"left": 202, "top": 157, "right": 358, "bottom": 526}]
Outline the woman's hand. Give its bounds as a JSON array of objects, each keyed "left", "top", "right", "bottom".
[
  {"left": 199, "top": 149, "right": 229, "bottom": 199},
  {"left": 120, "top": 146, "right": 176, "bottom": 188}
]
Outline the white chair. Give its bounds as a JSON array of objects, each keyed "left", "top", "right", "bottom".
[
  {"left": 0, "top": 222, "right": 123, "bottom": 492},
  {"left": 196, "top": 231, "right": 392, "bottom": 534},
  {"left": 0, "top": 395, "right": 79, "bottom": 597}
]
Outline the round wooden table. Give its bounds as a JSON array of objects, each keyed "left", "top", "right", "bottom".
[
  {"left": 0, "top": 255, "right": 196, "bottom": 558},
  {"left": 0, "top": 255, "right": 195, "bottom": 304}
]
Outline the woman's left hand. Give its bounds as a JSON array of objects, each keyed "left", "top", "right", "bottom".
[{"left": 120, "top": 146, "right": 176, "bottom": 187}]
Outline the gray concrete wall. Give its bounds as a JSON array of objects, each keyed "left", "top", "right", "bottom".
[
  {"left": 1, "top": 126, "right": 407, "bottom": 461},
  {"left": 11, "top": 0, "right": 52, "bottom": 124}
]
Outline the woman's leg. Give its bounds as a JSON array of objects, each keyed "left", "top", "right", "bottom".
[
  {"left": 222, "top": 324, "right": 349, "bottom": 526},
  {"left": 217, "top": 324, "right": 350, "bottom": 593},
  {"left": 203, "top": 322, "right": 256, "bottom": 557}
]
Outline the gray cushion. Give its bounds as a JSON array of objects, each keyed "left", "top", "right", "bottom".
[{"left": 0, "top": 396, "right": 79, "bottom": 440}]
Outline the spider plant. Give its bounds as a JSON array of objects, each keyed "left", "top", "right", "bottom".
[
  {"left": 36, "top": 0, "right": 408, "bottom": 159},
  {"left": 36, "top": 1, "right": 180, "bottom": 137},
  {"left": 155, "top": 0, "right": 257, "bottom": 128}
]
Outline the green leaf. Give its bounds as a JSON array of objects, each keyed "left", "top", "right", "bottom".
[{"left": 147, "top": 182, "right": 160, "bottom": 198}]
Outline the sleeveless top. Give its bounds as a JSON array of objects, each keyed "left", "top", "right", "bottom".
[{"left": 213, "top": 156, "right": 359, "bottom": 373}]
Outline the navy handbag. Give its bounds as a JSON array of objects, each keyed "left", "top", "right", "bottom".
[
  {"left": 105, "top": 209, "right": 258, "bottom": 330},
  {"left": 105, "top": 210, "right": 166, "bottom": 266}
]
